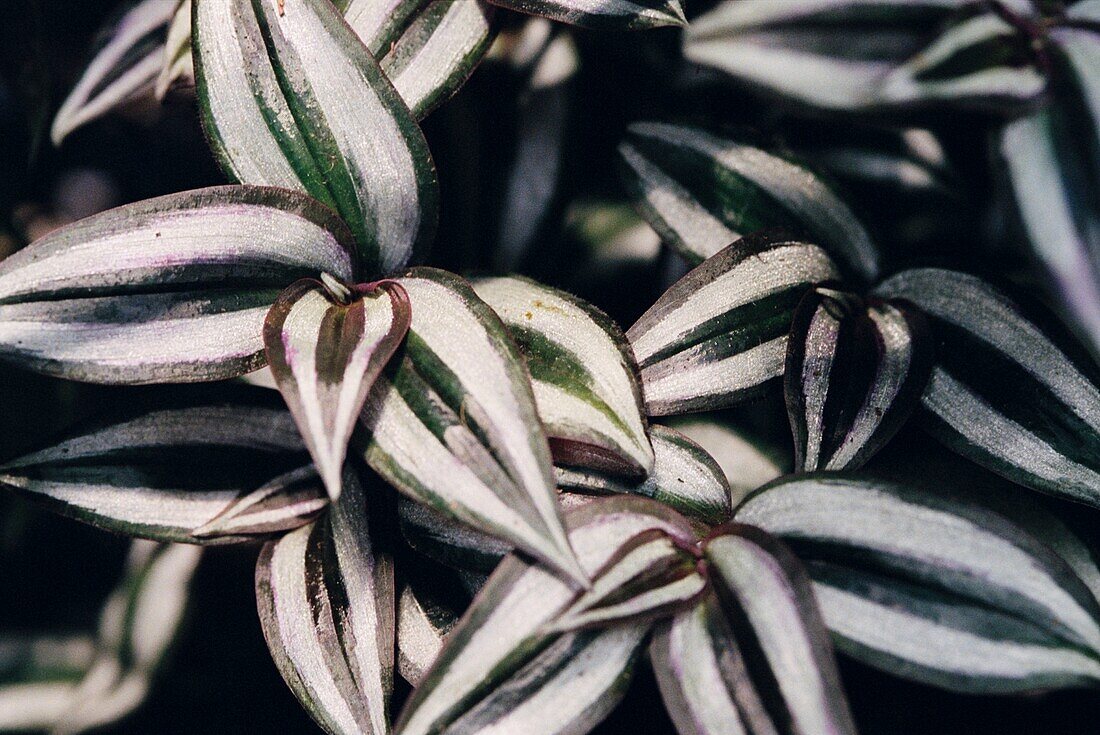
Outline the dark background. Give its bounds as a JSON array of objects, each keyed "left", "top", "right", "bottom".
[{"left": 1, "top": 1, "right": 1098, "bottom": 733}]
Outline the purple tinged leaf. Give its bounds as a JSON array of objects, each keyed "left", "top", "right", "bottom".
[
  {"left": 192, "top": 465, "right": 327, "bottom": 539},
  {"left": 265, "top": 279, "right": 411, "bottom": 500},
  {"left": 483, "top": 0, "right": 685, "bottom": 30},
  {"left": 396, "top": 581, "right": 461, "bottom": 688}
]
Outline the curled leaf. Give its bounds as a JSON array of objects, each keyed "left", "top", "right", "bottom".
[{"left": 396, "top": 581, "right": 461, "bottom": 688}]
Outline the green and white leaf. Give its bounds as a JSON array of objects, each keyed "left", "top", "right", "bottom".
[
  {"left": 483, "top": 0, "right": 684, "bottom": 31},
  {"left": 155, "top": 0, "right": 194, "bottom": 99},
  {"left": 395, "top": 496, "right": 695, "bottom": 735},
  {"left": 557, "top": 424, "right": 732, "bottom": 526},
  {"left": 737, "top": 474, "right": 1100, "bottom": 692},
  {"left": 256, "top": 467, "right": 395, "bottom": 735},
  {"left": 0, "top": 186, "right": 356, "bottom": 384},
  {"left": 396, "top": 581, "right": 461, "bottom": 688},
  {"left": 359, "top": 268, "right": 585, "bottom": 584},
  {"left": 618, "top": 122, "right": 878, "bottom": 280},
  {"left": 0, "top": 635, "right": 96, "bottom": 732},
  {"left": 194, "top": 0, "right": 439, "bottom": 274},
  {"left": 627, "top": 234, "right": 839, "bottom": 415},
  {"left": 192, "top": 465, "right": 327, "bottom": 539},
  {"left": 474, "top": 275, "right": 653, "bottom": 477},
  {"left": 397, "top": 498, "right": 512, "bottom": 573},
  {"left": 265, "top": 279, "right": 411, "bottom": 500},
  {"left": 51, "top": 0, "right": 174, "bottom": 145},
  {"left": 875, "top": 268, "right": 1100, "bottom": 509},
  {"left": 0, "top": 400, "right": 313, "bottom": 543}
]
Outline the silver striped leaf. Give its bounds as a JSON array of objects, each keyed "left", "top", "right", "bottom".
[
  {"left": 1000, "top": 16, "right": 1100, "bottom": 362},
  {"left": 617, "top": 122, "right": 879, "bottom": 281},
  {"left": 397, "top": 498, "right": 512, "bottom": 573},
  {"left": 0, "top": 401, "right": 314, "bottom": 544},
  {"left": 265, "top": 279, "right": 411, "bottom": 500},
  {"left": 396, "top": 581, "right": 461, "bottom": 688},
  {"left": 51, "top": 0, "right": 175, "bottom": 145},
  {"left": 737, "top": 474, "right": 1100, "bottom": 692},
  {"left": 473, "top": 275, "right": 654, "bottom": 478},
  {"left": 877, "top": 7, "right": 1047, "bottom": 111},
  {"left": 556, "top": 424, "right": 733, "bottom": 526},
  {"left": 192, "top": 465, "right": 328, "bottom": 539},
  {"left": 155, "top": 0, "right": 194, "bottom": 99},
  {"left": 256, "top": 467, "right": 395, "bottom": 735},
  {"left": 395, "top": 496, "right": 696, "bottom": 735},
  {"left": 785, "top": 287, "right": 932, "bottom": 472},
  {"left": 875, "top": 268, "right": 1100, "bottom": 509},
  {"left": 193, "top": 0, "right": 439, "bottom": 275},
  {"left": 381, "top": 0, "right": 497, "bottom": 120},
  {"left": 483, "top": 0, "right": 684, "bottom": 30},
  {"left": 650, "top": 524, "right": 856, "bottom": 735},
  {"left": 0, "top": 186, "right": 356, "bottom": 384},
  {"left": 359, "top": 268, "right": 586, "bottom": 585},
  {"left": 627, "top": 233, "right": 840, "bottom": 416}
]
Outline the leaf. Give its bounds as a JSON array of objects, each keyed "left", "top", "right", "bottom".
[
  {"left": 396, "top": 581, "right": 461, "bottom": 688},
  {"left": 556, "top": 424, "right": 732, "bottom": 526},
  {"left": 737, "top": 474, "right": 1100, "bottom": 692},
  {"left": 483, "top": 0, "right": 684, "bottom": 30},
  {"left": 0, "top": 186, "right": 356, "bottom": 384},
  {"left": 877, "top": 8, "right": 1047, "bottom": 111},
  {"left": 395, "top": 496, "right": 695, "bottom": 735},
  {"left": 192, "top": 465, "right": 328, "bottom": 539},
  {"left": 650, "top": 524, "right": 856, "bottom": 735},
  {"left": 359, "top": 268, "right": 586, "bottom": 585},
  {"left": 193, "top": 0, "right": 439, "bottom": 274},
  {"left": 381, "top": 0, "right": 498, "bottom": 120},
  {"left": 999, "top": 20, "right": 1100, "bottom": 362},
  {"left": 397, "top": 498, "right": 512, "bottom": 573},
  {"left": 785, "top": 287, "right": 932, "bottom": 472},
  {"left": 265, "top": 278, "right": 411, "bottom": 500},
  {"left": 155, "top": 0, "right": 194, "bottom": 100},
  {"left": 256, "top": 467, "right": 395, "bottom": 735},
  {"left": 51, "top": 0, "right": 174, "bottom": 145},
  {"left": 0, "top": 636, "right": 96, "bottom": 732},
  {"left": 0, "top": 399, "right": 314, "bottom": 543},
  {"left": 474, "top": 275, "right": 653, "bottom": 477},
  {"left": 627, "top": 233, "right": 840, "bottom": 415},
  {"left": 875, "top": 268, "right": 1100, "bottom": 509},
  {"left": 618, "top": 122, "right": 879, "bottom": 280}
]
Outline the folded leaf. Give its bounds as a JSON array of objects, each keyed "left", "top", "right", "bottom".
[
  {"left": 256, "top": 467, "right": 395, "bottom": 735},
  {"left": 155, "top": 0, "right": 194, "bottom": 99},
  {"left": 1000, "top": 21, "right": 1100, "bottom": 362},
  {"left": 51, "top": 0, "right": 174, "bottom": 145},
  {"left": 192, "top": 465, "right": 328, "bottom": 539},
  {"left": 627, "top": 233, "right": 839, "bottom": 415},
  {"left": 785, "top": 287, "right": 932, "bottom": 472},
  {"left": 650, "top": 524, "right": 855, "bottom": 735},
  {"left": 0, "top": 186, "right": 356, "bottom": 383},
  {"left": 875, "top": 268, "right": 1100, "bottom": 509},
  {"left": 737, "top": 474, "right": 1100, "bottom": 692},
  {"left": 474, "top": 275, "right": 653, "bottom": 477},
  {"left": 0, "top": 400, "right": 312, "bottom": 543},
  {"left": 395, "top": 496, "right": 695, "bottom": 735},
  {"left": 194, "top": 0, "right": 439, "bottom": 274},
  {"left": 618, "top": 122, "right": 879, "bottom": 281},
  {"left": 265, "top": 279, "right": 411, "bottom": 500},
  {"left": 360, "top": 268, "right": 585, "bottom": 584},
  {"left": 484, "top": 0, "right": 684, "bottom": 30},
  {"left": 396, "top": 581, "right": 461, "bottom": 687},
  {"left": 556, "top": 424, "right": 732, "bottom": 526}
]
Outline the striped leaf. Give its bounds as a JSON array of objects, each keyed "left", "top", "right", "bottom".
[
  {"left": 360, "top": 268, "right": 586, "bottom": 584},
  {"left": 663, "top": 416, "right": 789, "bottom": 506},
  {"left": 627, "top": 233, "right": 840, "bottom": 415},
  {"left": 785, "top": 287, "right": 932, "bottom": 472},
  {"left": 682, "top": 0, "right": 1017, "bottom": 113},
  {"left": 155, "top": 0, "right": 194, "bottom": 99},
  {"left": 381, "top": 0, "right": 497, "bottom": 120},
  {"left": 650, "top": 524, "right": 856, "bottom": 735},
  {"left": 51, "top": 0, "right": 174, "bottom": 145},
  {"left": 395, "top": 496, "right": 695, "bottom": 735},
  {"left": 875, "top": 268, "right": 1100, "bottom": 509},
  {"left": 1000, "top": 17, "right": 1100, "bottom": 362},
  {"left": 194, "top": 0, "right": 439, "bottom": 274},
  {"left": 397, "top": 498, "right": 512, "bottom": 573},
  {"left": 192, "top": 465, "right": 328, "bottom": 539},
  {"left": 474, "top": 275, "right": 653, "bottom": 478},
  {"left": 256, "top": 467, "right": 395, "bottom": 735},
  {"left": 483, "top": 0, "right": 684, "bottom": 30},
  {"left": 0, "top": 186, "right": 356, "bottom": 384},
  {"left": 0, "top": 635, "right": 96, "bottom": 732},
  {"left": 265, "top": 279, "right": 411, "bottom": 500},
  {"left": 878, "top": 8, "right": 1047, "bottom": 111},
  {"left": 556, "top": 424, "right": 733, "bottom": 526},
  {"left": 396, "top": 581, "right": 461, "bottom": 687},
  {"left": 618, "top": 122, "right": 879, "bottom": 281},
  {"left": 737, "top": 474, "right": 1100, "bottom": 692},
  {"left": 0, "top": 399, "right": 313, "bottom": 544}
]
